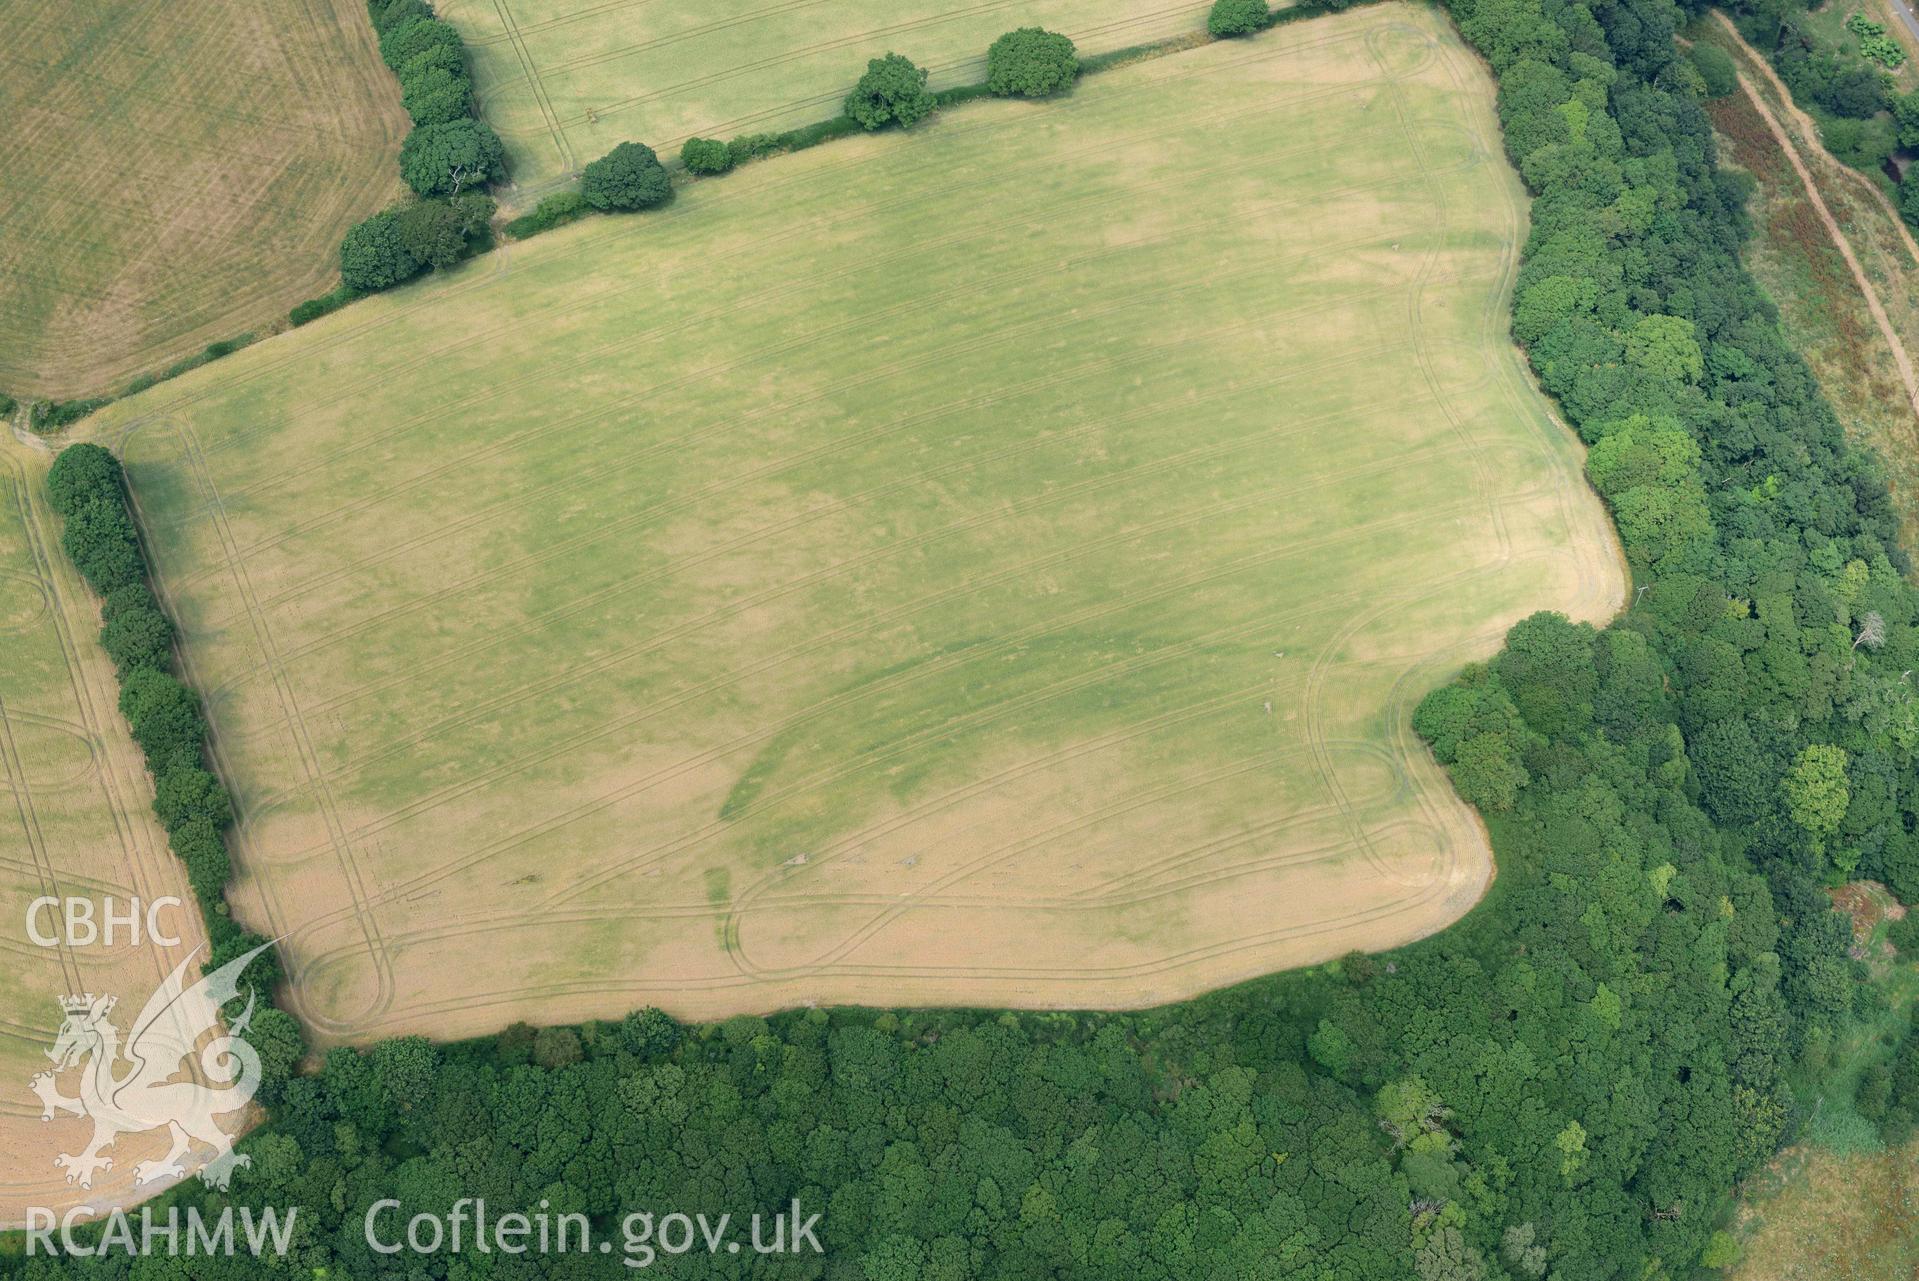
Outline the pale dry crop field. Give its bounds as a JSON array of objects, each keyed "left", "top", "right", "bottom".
[
  {"left": 91, "top": 5, "right": 1622, "bottom": 1045},
  {"left": 0, "top": 438, "right": 208, "bottom": 1225},
  {"left": 0, "top": 0, "right": 407, "bottom": 401},
  {"left": 439, "top": 0, "right": 1215, "bottom": 197}
]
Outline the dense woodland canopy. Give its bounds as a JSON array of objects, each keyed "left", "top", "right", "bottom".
[{"left": 15, "top": 0, "right": 1919, "bottom": 1275}]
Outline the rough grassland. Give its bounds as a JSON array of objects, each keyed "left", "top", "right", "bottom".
[
  {"left": 0, "top": 438, "right": 208, "bottom": 1226},
  {"left": 1728, "top": 1139, "right": 1919, "bottom": 1281},
  {"left": 0, "top": 0, "right": 407, "bottom": 401},
  {"left": 1726, "top": 900, "right": 1916, "bottom": 1281},
  {"left": 92, "top": 5, "right": 1622, "bottom": 1044},
  {"left": 440, "top": 0, "right": 1214, "bottom": 198},
  {"left": 1701, "top": 22, "right": 1919, "bottom": 553}
]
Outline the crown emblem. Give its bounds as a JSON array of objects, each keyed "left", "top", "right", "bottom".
[{"left": 33, "top": 943, "right": 274, "bottom": 1193}]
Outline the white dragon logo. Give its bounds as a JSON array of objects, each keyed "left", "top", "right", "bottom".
[{"left": 27, "top": 942, "right": 273, "bottom": 1193}]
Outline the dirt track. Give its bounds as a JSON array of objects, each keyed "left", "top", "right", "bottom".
[{"left": 1712, "top": 13, "right": 1919, "bottom": 423}]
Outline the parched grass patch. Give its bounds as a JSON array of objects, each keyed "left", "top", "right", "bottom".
[
  {"left": 450, "top": 0, "right": 1218, "bottom": 197},
  {"left": 96, "top": 5, "right": 1620, "bottom": 1044},
  {"left": 1730, "top": 960, "right": 1918, "bottom": 1281},
  {"left": 0, "top": 0, "right": 407, "bottom": 400},
  {"left": 1727, "top": 1137, "right": 1919, "bottom": 1281},
  {"left": 0, "top": 440, "right": 208, "bottom": 1224}
]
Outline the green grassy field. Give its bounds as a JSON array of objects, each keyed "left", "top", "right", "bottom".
[
  {"left": 443, "top": 0, "right": 1215, "bottom": 198},
  {"left": 1729, "top": 912, "right": 1916, "bottom": 1281},
  {"left": 0, "top": 0, "right": 405, "bottom": 400},
  {"left": 0, "top": 438, "right": 208, "bottom": 1224},
  {"left": 92, "top": 4, "right": 1621, "bottom": 1044}
]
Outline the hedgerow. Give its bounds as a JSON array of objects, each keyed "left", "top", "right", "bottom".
[
  {"left": 27, "top": 397, "right": 111, "bottom": 433},
  {"left": 289, "top": 282, "right": 362, "bottom": 326},
  {"left": 501, "top": 190, "right": 587, "bottom": 240},
  {"left": 679, "top": 135, "right": 733, "bottom": 174},
  {"left": 42, "top": 445, "right": 281, "bottom": 1015},
  {"left": 1208, "top": 0, "right": 1270, "bottom": 37},
  {"left": 334, "top": 0, "right": 506, "bottom": 295}
]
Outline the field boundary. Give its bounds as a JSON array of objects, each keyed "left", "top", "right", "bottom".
[
  {"left": 33, "top": 442, "right": 286, "bottom": 1057},
  {"left": 0, "top": 436, "right": 217, "bottom": 1226},
  {"left": 19, "top": 1, "right": 1335, "bottom": 435},
  {"left": 497, "top": 1, "right": 1325, "bottom": 221}
]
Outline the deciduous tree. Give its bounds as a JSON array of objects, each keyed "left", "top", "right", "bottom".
[
  {"left": 399, "top": 119, "right": 507, "bottom": 197},
  {"left": 844, "top": 54, "right": 936, "bottom": 130},
  {"left": 1783, "top": 745, "right": 1850, "bottom": 846},
  {"left": 986, "top": 28, "right": 1078, "bottom": 98},
  {"left": 680, "top": 136, "right": 733, "bottom": 175},
  {"left": 582, "top": 142, "right": 672, "bottom": 210},
  {"left": 340, "top": 209, "right": 424, "bottom": 291},
  {"left": 1208, "top": 0, "right": 1268, "bottom": 37}
]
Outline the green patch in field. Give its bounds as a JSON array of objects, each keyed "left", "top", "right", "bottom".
[
  {"left": 720, "top": 637, "right": 990, "bottom": 820},
  {"left": 706, "top": 867, "right": 734, "bottom": 951}
]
